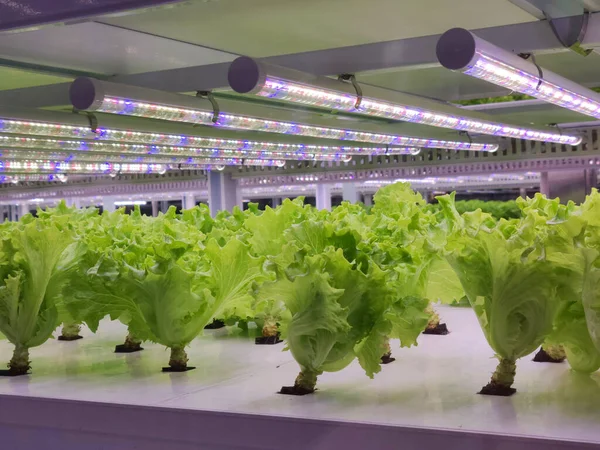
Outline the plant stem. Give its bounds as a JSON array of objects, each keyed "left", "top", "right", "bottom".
[
  {"left": 380, "top": 335, "right": 396, "bottom": 363},
  {"left": 295, "top": 369, "right": 319, "bottom": 391},
  {"left": 262, "top": 317, "right": 279, "bottom": 337},
  {"left": 425, "top": 304, "right": 440, "bottom": 330},
  {"left": 491, "top": 358, "right": 517, "bottom": 388},
  {"left": 9, "top": 345, "right": 30, "bottom": 375},
  {"left": 542, "top": 343, "right": 566, "bottom": 361},
  {"left": 61, "top": 322, "right": 81, "bottom": 339},
  {"left": 169, "top": 346, "right": 189, "bottom": 370},
  {"left": 123, "top": 332, "right": 142, "bottom": 349},
  {"left": 381, "top": 336, "right": 392, "bottom": 357}
]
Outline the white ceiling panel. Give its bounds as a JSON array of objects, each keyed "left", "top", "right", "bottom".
[
  {"left": 0, "top": 21, "right": 235, "bottom": 76},
  {"left": 103, "top": 0, "right": 536, "bottom": 57},
  {"left": 0, "top": 67, "right": 70, "bottom": 90}
]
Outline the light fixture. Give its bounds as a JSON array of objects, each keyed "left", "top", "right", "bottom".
[
  {"left": 436, "top": 28, "right": 600, "bottom": 123},
  {"left": 69, "top": 77, "right": 498, "bottom": 152},
  {"left": 0, "top": 127, "right": 420, "bottom": 160},
  {"left": 0, "top": 150, "right": 285, "bottom": 167},
  {"left": 227, "top": 56, "right": 580, "bottom": 146},
  {"left": 0, "top": 160, "right": 167, "bottom": 174},
  {"left": 114, "top": 200, "right": 147, "bottom": 206}
]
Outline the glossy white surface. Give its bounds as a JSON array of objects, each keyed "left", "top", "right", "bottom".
[{"left": 0, "top": 306, "right": 599, "bottom": 445}]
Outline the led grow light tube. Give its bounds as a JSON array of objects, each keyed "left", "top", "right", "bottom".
[
  {"left": 0, "top": 160, "right": 167, "bottom": 174},
  {"left": 0, "top": 150, "right": 286, "bottom": 167},
  {"left": 436, "top": 28, "right": 600, "bottom": 121},
  {"left": 69, "top": 77, "right": 498, "bottom": 152},
  {"left": 227, "top": 56, "right": 579, "bottom": 146},
  {"left": 114, "top": 200, "right": 148, "bottom": 206},
  {"left": 0, "top": 134, "right": 418, "bottom": 161},
  {"left": 0, "top": 174, "right": 63, "bottom": 184}
]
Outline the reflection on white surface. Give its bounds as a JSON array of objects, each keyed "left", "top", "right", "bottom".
[{"left": 0, "top": 307, "right": 599, "bottom": 444}]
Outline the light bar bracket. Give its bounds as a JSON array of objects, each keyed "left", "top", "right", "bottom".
[
  {"left": 518, "top": 53, "right": 544, "bottom": 90},
  {"left": 458, "top": 130, "right": 473, "bottom": 145},
  {"left": 337, "top": 74, "right": 363, "bottom": 109},
  {"left": 72, "top": 109, "right": 98, "bottom": 133},
  {"left": 196, "top": 90, "right": 220, "bottom": 124}
]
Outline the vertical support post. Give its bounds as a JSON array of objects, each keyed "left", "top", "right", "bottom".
[
  {"left": 586, "top": 168, "right": 598, "bottom": 195},
  {"left": 65, "top": 197, "right": 81, "bottom": 208},
  {"left": 182, "top": 193, "right": 196, "bottom": 210},
  {"left": 520, "top": 187, "right": 528, "bottom": 199},
  {"left": 540, "top": 172, "right": 550, "bottom": 197},
  {"left": 342, "top": 183, "right": 358, "bottom": 203},
  {"left": 315, "top": 182, "right": 332, "bottom": 211},
  {"left": 103, "top": 196, "right": 116, "bottom": 213},
  {"left": 9, "top": 205, "right": 18, "bottom": 222},
  {"left": 272, "top": 197, "right": 282, "bottom": 208},
  {"left": 151, "top": 200, "right": 159, "bottom": 217},
  {"left": 160, "top": 201, "right": 169, "bottom": 213},
  {"left": 363, "top": 193, "right": 373, "bottom": 207},
  {"left": 208, "top": 171, "right": 240, "bottom": 217},
  {"left": 19, "top": 203, "right": 29, "bottom": 219},
  {"left": 236, "top": 189, "right": 244, "bottom": 211},
  {"left": 540, "top": 169, "right": 596, "bottom": 203}
]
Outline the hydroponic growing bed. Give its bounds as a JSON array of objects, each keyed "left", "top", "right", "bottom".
[
  {"left": 0, "top": 306, "right": 598, "bottom": 450},
  {"left": 2, "top": 183, "right": 600, "bottom": 449}
]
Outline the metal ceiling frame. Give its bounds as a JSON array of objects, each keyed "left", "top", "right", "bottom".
[
  {"left": 0, "top": 123, "right": 598, "bottom": 200},
  {"left": 232, "top": 124, "right": 599, "bottom": 179},
  {"left": 0, "top": 169, "right": 207, "bottom": 203},
  {"left": 4, "top": 12, "right": 600, "bottom": 108},
  {"left": 118, "top": 14, "right": 600, "bottom": 93},
  {"left": 507, "top": 0, "right": 586, "bottom": 20},
  {"left": 0, "top": 0, "right": 599, "bottom": 204},
  {"left": 236, "top": 155, "right": 598, "bottom": 188}
]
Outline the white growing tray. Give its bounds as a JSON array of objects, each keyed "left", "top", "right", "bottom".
[{"left": 0, "top": 306, "right": 598, "bottom": 450}]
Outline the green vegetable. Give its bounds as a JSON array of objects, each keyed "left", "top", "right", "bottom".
[
  {"left": 441, "top": 193, "right": 559, "bottom": 395},
  {"left": 427, "top": 199, "right": 521, "bottom": 221},
  {"left": 64, "top": 207, "right": 264, "bottom": 371},
  {"left": 517, "top": 193, "right": 600, "bottom": 373},
  {"left": 0, "top": 216, "right": 80, "bottom": 374}
]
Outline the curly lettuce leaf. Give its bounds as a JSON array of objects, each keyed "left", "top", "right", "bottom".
[{"left": 0, "top": 220, "right": 74, "bottom": 349}]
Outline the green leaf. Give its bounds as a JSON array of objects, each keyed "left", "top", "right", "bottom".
[
  {"left": 277, "top": 259, "right": 351, "bottom": 374},
  {"left": 0, "top": 219, "right": 75, "bottom": 351},
  {"left": 426, "top": 258, "right": 465, "bottom": 304}
]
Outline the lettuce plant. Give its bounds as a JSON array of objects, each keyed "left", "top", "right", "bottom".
[
  {"left": 0, "top": 215, "right": 81, "bottom": 375},
  {"left": 517, "top": 193, "right": 600, "bottom": 372},
  {"left": 370, "top": 183, "right": 452, "bottom": 336},
  {"left": 441, "top": 194, "right": 559, "bottom": 395},
  {"left": 66, "top": 208, "right": 263, "bottom": 371},
  {"left": 259, "top": 208, "right": 427, "bottom": 395},
  {"left": 244, "top": 199, "right": 308, "bottom": 342}
]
